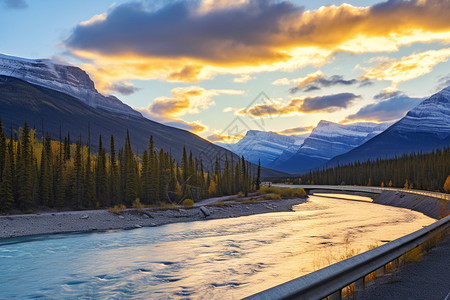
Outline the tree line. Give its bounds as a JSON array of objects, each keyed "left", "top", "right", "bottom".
[
  {"left": 0, "top": 119, "right": 259, "bottom": 212},
  {"left": 284, "top": 148, "right": 449, "bottom": 192}
]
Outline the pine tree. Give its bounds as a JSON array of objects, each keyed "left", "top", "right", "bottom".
[
  {"left": 96, "top": 136, "right": 108, "bottom": 206},
  {"left": 84, "top": 134, "right": 96, "bottom": 208},
  {"left": 64, "top": 133, "right": 71, "bottom": 160},
  {"left": 17, "top": 122, "right": 33, "bottom": 210},
  {"left": 39, "top": 136, "right": 51, "bottom": 206},
  {"left": 0, "top": 142, "right": 14, "bottom": 211},
  {"left": 109, "top": 135, "right": 120, "bottom": 205},
  {"left": 141, "top": 150, "right": 150, "bottom": 204},
  {"left": 0, "top": 117, "right": 5, "bottom": 181},
  {"left": 74, "top": 138, "right": 83, "bottom": 208},
  {"left": 256, "top": 159, "right": 261, "bottom": 191},
  {"left": 124, "top": 130, "right": 138, "bottom": 205}
]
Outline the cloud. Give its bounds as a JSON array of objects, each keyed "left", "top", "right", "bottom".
[
  {"left": 345, "top": 95, "right": 423, "bottom": 122},
  {"left": 223, "top": 107, "right": 236, "bottom": 113},
  {"left": 362, "top": 48, "right": 450, "bottom": 88},
  {"left": 1, "top": 0, "right": 27, "bottom": 9},
  {"left": 435, "top": 74, "right": 450, "bottom": 92},
  {"left": 272, "top": 78, "right": 291, "bottom": 86},
  {"left": 373, "top": 90, "right": 406, "bottom": 101},
  {"left": 166, "top": 65, "right": 204, "bottom": 82},
  {"left": 64, "top": 0, "right": 450, "bottom": 89},
  {"left": 207, "top": 132, "right": 244, "bottom": 143},
  {"left": 164, "top": 120, "right": 208, "bottom": 133},
  {"left": 239, "top": 93, "right": 360, "bottom": 117},
  {"left": 109, "top": 82, "right": 140, "bottom": 95},
  {"left": 278, "top": 126, "right": 314, "bottom": 135},
  {"left": 137, "top": 86, "right": 242, "bottom": 133},
  {"left": 233, "top": 74, "right": 254, "bottom": 83},
  {"left": 138, "top": 86, "right": 242, "bottom": 119},
  {"left": 274, "top": 70, "right": 372, "bottom": 93}
]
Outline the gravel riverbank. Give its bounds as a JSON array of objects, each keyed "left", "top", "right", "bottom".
[{"left": 0, "top": 198, "right": 306, "bottom": 239}]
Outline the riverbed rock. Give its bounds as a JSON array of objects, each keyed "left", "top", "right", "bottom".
[{"left": 200, "top": 206, "right": 211, "bottom": 217}]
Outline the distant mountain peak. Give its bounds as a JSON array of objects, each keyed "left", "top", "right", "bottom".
[
  {"left": 0, "top": 53, "right": 141, "bottom": 117},
  {"left": 396, "top": 86, "right": 450, "bottom": 138},
  {"left": 220, "top": 130, "right": 308, "bottom": 166},
  {"left": 326, "top": 86, "right": 450, "bottom": 168},
  {"left": 269, "top": 121, "right": 391, "bottom": 173}
]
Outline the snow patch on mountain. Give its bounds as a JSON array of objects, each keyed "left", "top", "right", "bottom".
[
  {"left": 393, "top": 86, "right": 450, "bottom": 138},
  {"left": 294, "top": 120, "right": 391, "bottom": 160},
  {"left": 0, "top": 53, "right": 141, "bottom": 117},
  {"left": 217, "top": 130, "right": 308, "bottom": 166}
]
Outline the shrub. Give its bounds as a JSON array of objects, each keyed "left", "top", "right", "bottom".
[
  {"left": 182, "top": 198, "right": 194, "bottom": 208},
  {"left": 264, "top": 193, "right": 282, "bottom": 200},
  {"left": 294, "top": 188, "right": 307, "bottom": 198},
  {"left": 280, "top": 188, "right": 295, "bottom": 198},
  {"left": 242, "top": 199, "right": 255, "bottom": 204},
  {"left": 132, "top": 198, "right": 145, "bottom": 210},
  {"left": 108, "top": 204, "right": 126, "bottom": 215},
  {"left": 257, "top": 186, "right": 281, "bottom": 195}
]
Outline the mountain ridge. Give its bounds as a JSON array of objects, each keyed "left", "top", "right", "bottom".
[
  {"left": 268, "top": 120, "right": 391, "bottom": 173},
  {"left": 0, "top": 53, "right": 140, "bottom": 117},
  {"left": 218, "top": 130, "right": 308, "bottom": 167},
  {"left": 325, "top": 86, "right": 450, "bottom": 167}
]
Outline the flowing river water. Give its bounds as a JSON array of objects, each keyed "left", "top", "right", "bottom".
[{"left": 0, "top": 194, "right": 435, "bottom": 299}]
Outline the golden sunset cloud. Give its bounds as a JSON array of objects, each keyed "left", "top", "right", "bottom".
[
  {"left": 361, "top": 48, "right": 450, "bottom": 88},
  {"left": 138, "top": 86, "right": 243, "bottom": 119},
  {"left": 136, "top": 86, "right": 242, "bottom": 133},
  {"left": 65, "top": 0, "right": 450, "bottom": 92}
]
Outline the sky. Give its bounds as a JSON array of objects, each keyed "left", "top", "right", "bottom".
[{"left": 1, "top": 0, "right": 449, "bottom": 143}]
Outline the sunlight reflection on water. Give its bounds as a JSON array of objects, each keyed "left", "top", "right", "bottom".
[{"left": 0, "top": 194, "right": 435, "bottom": 299}]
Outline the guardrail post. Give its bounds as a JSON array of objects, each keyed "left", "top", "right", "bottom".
[
  {"left": 375, "top": 265, "right": 385, "bottom": 277},
  {"left": 329, "top": 290, "right": 341, "bottom": 300},
  {"left": 391, "top": 258, "right": 399, "bottom": 269},
  {"left": 354, "top": 276, "right": 365, "bottom": 291}
]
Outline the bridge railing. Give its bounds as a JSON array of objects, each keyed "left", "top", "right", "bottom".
[
  {"left": 245, "top": 214, "right": 450, "bottom": 300},
  {"left": 273, "top": 184, "right": 450, "bottom": 201}
]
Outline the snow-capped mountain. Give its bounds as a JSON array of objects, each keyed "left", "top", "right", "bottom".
[
  {"left": 394, "top": 86, "right": 450, "bottom": 137},
  {"left": 0, "top": 53, "right": 140, "bottom": 117},
  {"left": 327, "top": 86, "right": 450, "bottom": 166},
  {"left": 269, "top": 121, "right": 391, "bottom": 173},
  {"left": 218, "top": 130, "right": 308, "bottom": 166}
]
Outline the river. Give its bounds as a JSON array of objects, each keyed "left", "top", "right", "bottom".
[{"left": 0, "top": 194, "right": 435, "bottom": 299}]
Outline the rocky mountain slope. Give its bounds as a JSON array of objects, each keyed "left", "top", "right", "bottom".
[
  {"left": 327, "top": 87, "right": 450, "bottom": 167},
  {"left": 218, "top": 130, "right": 307, "bottom": 166},
  {"left": 269, "top": 121, "right": 390, "bottom": 173},
  {"left": 0, "top": 54, "right": 140, "bottom": 117},
  {"left": 0, "top": 75, "right": 285, "bottom": 177}
]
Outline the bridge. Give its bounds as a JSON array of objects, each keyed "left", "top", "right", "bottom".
[
  {"left": 247, "top": 185, "right": 450, "bottom": 299},
  {"left": 273, "top": 184, "right": 450, "bottom": 201}
]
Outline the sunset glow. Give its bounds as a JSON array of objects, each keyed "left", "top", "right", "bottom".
[{"left": 1, "top": 0, "right": 449, "bottom": 140}]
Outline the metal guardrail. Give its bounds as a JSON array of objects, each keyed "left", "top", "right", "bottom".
[
  {"left": 245, "top": 215, "right": 450, "bottom": 300},
  {"left": 273, "top": 184, "right": 450, "bottom": 201}
]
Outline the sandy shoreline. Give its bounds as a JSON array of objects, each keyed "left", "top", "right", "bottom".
[{"left": 0, "top": 198, "right": 306, "bottom": 239}]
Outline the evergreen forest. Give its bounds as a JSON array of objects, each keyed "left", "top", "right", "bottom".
[
  {"left": 0, "top": 119, "right": 257, "bottom": 212},
  {"left": 286, "top": 149, "right": 450, "bottom": 192}
]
